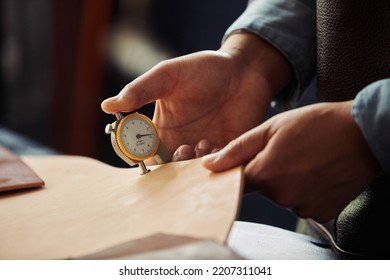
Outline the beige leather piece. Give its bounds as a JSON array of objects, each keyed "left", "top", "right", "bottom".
[{"left": 0, "top": 155, "right": 243, "bottom": 260}]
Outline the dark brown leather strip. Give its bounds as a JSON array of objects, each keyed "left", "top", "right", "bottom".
[{"left": 0, "top": 145, "right": 44, "bottom": 192}]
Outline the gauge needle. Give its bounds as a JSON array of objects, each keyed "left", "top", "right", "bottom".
[{"left": 136, "top": 133, "right": 153, "bottom": 139}]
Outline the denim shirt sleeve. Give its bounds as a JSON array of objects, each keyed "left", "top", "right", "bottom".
[
  {"left": 223, "top": 0, "right": 317, "bottom": 109},
  {"left": 352, "top": 79, "right": 390, "bottom": 172}
]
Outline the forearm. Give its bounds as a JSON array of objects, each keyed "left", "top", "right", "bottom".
[
  {"left": 220, "top": 32, "right": 292, "bottom": 97},
  {"left": 224, "top": 0, "right": 317, "bottom": 109}
]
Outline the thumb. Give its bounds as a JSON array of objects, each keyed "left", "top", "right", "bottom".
[
  {"left": 101, "top": 60, "right": 177, "bottom": 113},
  {"left": 202, "top": 126, "right": 268, "bottom": 172}
]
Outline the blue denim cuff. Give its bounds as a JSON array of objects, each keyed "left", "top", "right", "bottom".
[{"left": 352, "top": 79, "right": 390, "bottom": 172}]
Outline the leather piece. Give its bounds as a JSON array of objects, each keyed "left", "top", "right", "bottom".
[
  {"left": 0, "top": 156, "right": 242, "bottom": 259},
  {"left": 316, "top": 1, "right": 390, "bottom": 258},
  {"left": 317, "top": 1, "right": 390, "bottom": 101},
  {"left": 0, "top": 145, "right": 44, "bottom": 192}
]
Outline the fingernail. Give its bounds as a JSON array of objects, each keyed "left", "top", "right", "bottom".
[
  {"left": 101, "top": 96, "right": 118, "bottom": 107},
  {"left": 173, "top": 149, "right": 181, "bottom": 158},
  {"left": 173, "top": 145, "right": 194, "bottom": 161},
  {"left": 107, "top": 95, "right": 120, "bottom": 102},
  {"left": 197, "top": 139, "right": 211, "bottom": 150},
  {"left": 202, "top": 153, "right": 217, "bottom": 165}
]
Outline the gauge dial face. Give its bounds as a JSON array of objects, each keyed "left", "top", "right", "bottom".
[{"left": 116, "top": 114, "right": 159, "bottom": 161}]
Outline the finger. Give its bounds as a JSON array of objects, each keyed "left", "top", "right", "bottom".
[
  {"left": 195, "top": 139, "right": 213, "bottom": 158},
  {"left": 101, "top": 60, "right": 177, "bottom": 113},
  {"left": 202, "top": 126, "right": 268, "bottom": 172},
  {"left": 172, "top": 145, "right": 195, "bottom": 162},
  {"left": 144, "top": 157, "right": 158, "bottom": 166}
]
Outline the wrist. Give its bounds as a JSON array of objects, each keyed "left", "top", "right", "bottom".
[{"left": 219, "top": 32, "right": 292, "bottom": 96}]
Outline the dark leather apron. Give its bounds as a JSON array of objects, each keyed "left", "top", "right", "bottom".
[{"left": 316, "top": 1, "right": 390, "bottom": 258}]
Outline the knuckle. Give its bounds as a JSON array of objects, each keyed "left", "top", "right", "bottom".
[{"left": 227, "top": 139, "right": 246, "bottom": 155}]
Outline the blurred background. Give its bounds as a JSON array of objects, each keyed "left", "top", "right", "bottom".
[{"left": 1, "top": 0, "right": 297, "bottom": 230}]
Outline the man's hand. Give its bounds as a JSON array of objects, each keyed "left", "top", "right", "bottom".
[
  {"left": 203, "top": 101, "right": 379, "bottom": 222},
  {"left": 101, "top": 33, "right": 291, "bottom": 155}
]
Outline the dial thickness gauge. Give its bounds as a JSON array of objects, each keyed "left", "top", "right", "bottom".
[
  {"left": 117, "top": 113, "right": 159, "bottom": 161},
  {"left": 105, "top": 112, "right": 170, "bottom": 175}
]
